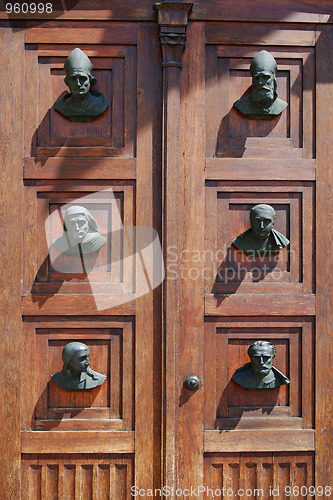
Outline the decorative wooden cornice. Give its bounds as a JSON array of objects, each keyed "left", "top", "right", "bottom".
[{"left": 154, "top": 2, "right": 193, "bottom": 68}]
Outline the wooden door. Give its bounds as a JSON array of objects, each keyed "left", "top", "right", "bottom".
[
  {"left": 0, "top": 10, "right": 162, "bottom": 500},
  {"left": 2, "top": 2, "right": 333, "bottom": 499},
  {"left": 160, "top": 2, "right": 333, "bottom": 498}
]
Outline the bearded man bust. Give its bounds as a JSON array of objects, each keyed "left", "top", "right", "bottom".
[
  {"left": 233, "top": 50, "right": 287, "bottom": 120},
  {"left": 53, "top": 205, "right": 106, "bottom": 257}
]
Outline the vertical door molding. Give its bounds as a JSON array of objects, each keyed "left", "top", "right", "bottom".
[
  {"left": 154, "top": 1, "right": 192, "bottom": 493},
  {"left": 316, "top": 24, "right": 333, "bottom": 486},
  {"left": 0, "top": 22, "right": 24, "bottom": 499},
  {"left": 136, "top": 22, "right": 163, "bottom": 494}
]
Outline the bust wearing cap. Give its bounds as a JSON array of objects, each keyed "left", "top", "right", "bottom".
[
  {"left": 233, "top": 50, "right": 287, "bottom": 120},
  {"left": 54, "top": 48, "right": 108, "bottom": 122}
]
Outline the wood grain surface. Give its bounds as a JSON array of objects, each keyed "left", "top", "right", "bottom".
[{"left": 0, "top": 23, "right": 24, "bottom": 499}]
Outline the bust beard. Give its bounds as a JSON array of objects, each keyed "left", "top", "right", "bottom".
[
  {"left": 251, "top": 86, "right": 276, "bottom": 110},
  {"left": 53, "top": 230, "right": 106, "bottom": 256}
]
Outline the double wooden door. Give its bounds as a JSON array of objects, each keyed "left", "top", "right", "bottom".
[{"left": 1, "top": 1, "right": 333, "bottom": 498}]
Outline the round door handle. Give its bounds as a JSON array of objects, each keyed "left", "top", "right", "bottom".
[{"left": 184, "top": 375, "right": 201, "bottom": 391}]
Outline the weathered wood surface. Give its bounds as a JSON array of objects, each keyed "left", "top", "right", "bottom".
[
  {"left": 204, "top": 429, "right": 315, "bottom": 452},
  {"left": 22, "top": 431, "right": 135, "bottom": 453},
  {"left": 2, "top": 0, "right": 333, "bottom": 22},
  {"left": 315, "top": 24, "right": 333, "bottom": 487},
  {"left": 0, "top": 23, "right": 24, "bottom": 499}
]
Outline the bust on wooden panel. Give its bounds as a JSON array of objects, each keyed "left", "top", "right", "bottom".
[
  {"left": 51, "top": 341, "right": 107, "bottom": 392},
  {"left": 233, "top": 50, "right": 287, "bottom": 121},
  {"left": 54, "top": 48, "right": 108, "bottom": 122},
  {"left": 48, "top": 204, "right": 107, "bottom": 276},
  {"left": 232, "top": 203, "right": 289, "bottom": 256},
  {"left": 232, "top": 340, "right": 290, "bottom": 391},
  {"left": 52, "top": 205, "right": 106, "bottom": 258}
]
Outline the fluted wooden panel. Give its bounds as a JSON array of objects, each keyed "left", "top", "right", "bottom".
[
  {"left": 204, "top": 453, "right": 314, "bottom": 499},
  {"left": 22, "top": 455, "right": 133, "bottom": 500}
]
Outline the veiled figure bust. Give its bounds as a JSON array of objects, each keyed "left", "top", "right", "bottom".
[
  {"left": 232, "top": 341, "right": 290, "bottom": 390},
  {"left": 232, "top": 204, "right": 289, "bottom": 255},
  {"left": 54, "top": 48, "right": 108, "bottom": 122},
  {"left": 51, "top": 342, "right": 107, "bottom": 392},
  {"left": 233, "top": 50, "right": 287, "bottom": 120},
  {"left": 53, "top": 205, "right": 106, "bottom": 257}
]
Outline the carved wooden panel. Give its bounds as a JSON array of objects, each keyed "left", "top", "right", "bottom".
[
  {"left": 205, "top": 181, "right": 314, "bottom": 294},
  {"left": 22, "top": 454, "right": 133, "bottom": 500},
  {"left": 204, "top": 318, "right": 314, "bottom": 430},
  {"left": 204, "top": 453, "right": 314, "bottom": 499},
  {"left": 205, "top": 46, "right": 315, "bottom": 159},
  {"left": 23, "top": 180, "right": 135, "bottom": 296},
  {"left": 24, "top": 44, "right": 136, "bottom": 157},
  {"left": 0, "top": 20, "right": 162, "bottom": 498},
  {"left": 22, "top": 318, "right": 134, "bottom": 431}
]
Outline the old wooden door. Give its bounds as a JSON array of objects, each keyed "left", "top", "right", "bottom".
[
  {"left": 0, "top": 8, "right": 163, "bottom": 500},
  {"left": 160, "top": 2, "right": 333, "bottom": 499},
  {"left": 1, "top": 1, "right": 333, "bottom": 499}
]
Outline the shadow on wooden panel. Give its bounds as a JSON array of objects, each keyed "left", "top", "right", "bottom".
[
  {"left": 30, "top": 256, "right": 65, "bottom": 308},
  {"left": 215, "top": 380, "right": 280, "bottom": 431},
  {"left": 216, "top": 90, "right": 283, "bottom": 158},
  {"left": 30, "top": 255, "right": 91, "bottom": 309},
  {"left": 32, "top": 381, "right": 102, "bottom": 430},
  {"left": 179, "top": 384, "right": 199, "bottom": 407},
  {"left": 211, "top": 245, "right": 278, "bottom": 305}
]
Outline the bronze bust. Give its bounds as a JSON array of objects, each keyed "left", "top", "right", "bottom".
[
  {"left": 233, "top": 50, "right": 287, "bottom": 120},
  {"left": 53, "top": 205, "right": 106, "bottom": 257},
  {"left": 232, "top": 204, "right": 289, "bottom": 255},
  {"left": 54, "top": 48, "right": 108, "bottom": 122},
  {"left": 51, "top": 342, "right": 107, "bottom": 392},
  {"left": 232, "top": 341, "right": 290, "bottom": 390}
]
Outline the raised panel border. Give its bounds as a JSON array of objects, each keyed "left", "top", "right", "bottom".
[
  {"left": 204, "top": 181, "right": 315, "bottom": 296},
  {"left": 206, "top": 45, "right": 315, "bottom": 159},
  {"left": 23, "top": 180, "right": 136, "bottom": 308},
  {"left": 24, "top": 42, "right": 136, "bottom": 158},
  {"left": 204, "top": 317, "right": 314, "bottom": 432},
  {"left": 22, "top": 318, "right": 134, "bottom": 432}
]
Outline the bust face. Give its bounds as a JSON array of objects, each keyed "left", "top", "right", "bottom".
[
  {"left": 66, "top": 214, "right": 89, "bottom": 242},
  {"left": 68, "top": 347, "right": 90, "bottom": 376},
  {"left": 250, "top": 207, "right": 275, "bottom": 240},
  {"left": 67, "top": 71, "right": 91, "bottom": 97},
  {"left": 252, "top": 70, "right": 275, "bottom": 107},
  {"left": 250, "top": 346, "right": 274, "bottom": 377}
]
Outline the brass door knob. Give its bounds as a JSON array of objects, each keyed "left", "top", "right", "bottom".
[{"left": 184, "top": 375, "right": 201, "bottom": 391}]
